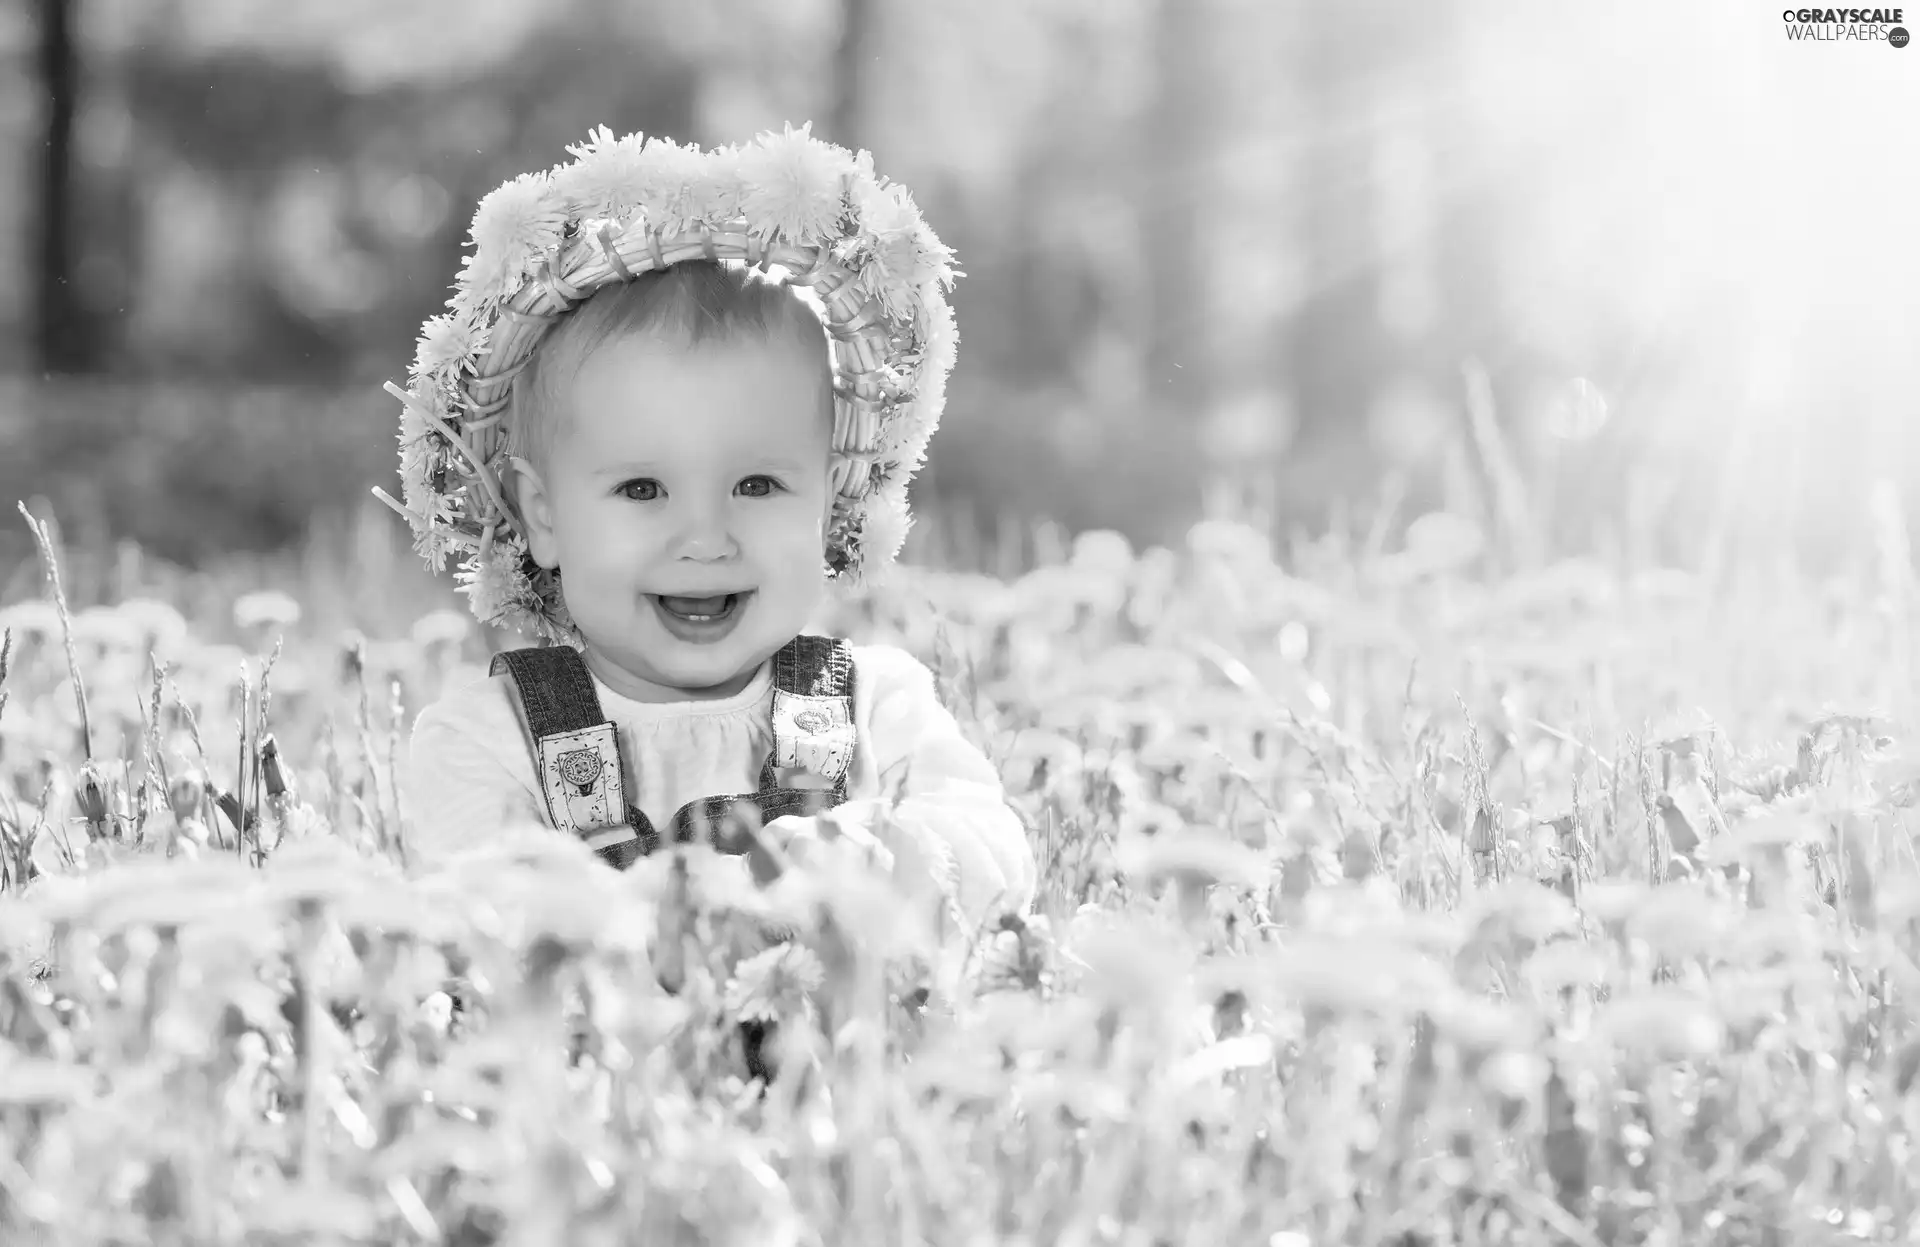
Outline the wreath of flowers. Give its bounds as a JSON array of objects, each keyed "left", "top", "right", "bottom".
[{"left": 374, "top": 122, "right": 961, "bottom": 643}]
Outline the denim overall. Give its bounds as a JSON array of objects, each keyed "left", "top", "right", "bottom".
[
  {"left": 489, "top": 633, "right": 858, "bottom": 1080},
  {"left": 489, "top": 634, "right": 858, "bottom": 864}
]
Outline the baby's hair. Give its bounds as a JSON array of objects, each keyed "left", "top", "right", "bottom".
[{"left": 508, "top": 260, "right": 834, "bottom": 469}]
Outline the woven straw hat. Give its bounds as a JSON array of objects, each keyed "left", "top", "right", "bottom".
[{"left": 376, "top": 123, "right": 961, "bottom": 642}]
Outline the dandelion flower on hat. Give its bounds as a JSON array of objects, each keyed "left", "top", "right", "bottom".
[
  {"left": 853, "top": 479, "right": 914, "bottom": 584},
  {"left": 735, "top": 123, "right": 854, "bottom": 247},
  {"left": 397, "top": 400, "right": 434, "bottom": 481},
  {"left": 631, "top": 136, "right": 707, "bottom": 236},
  {"left": 455, "top": 170, "right": 568, "bottom": 310},
  {"left": 405, "top": 486, "right": 462, "bottom": 569},
  {"left": 681, "top": 143, "right": 745, "bottom": 228},
  {"left": 552, "top": 125, "right": 651, "bottom": 221},
  {"left": 855, "top": 182, "right": 957, "bottom": 324},
  {"left": 411, "top": 313, "right": 490, "bottom": 382},
  {"left": 454, "top": 535, "right": 529, "bottom": 630},
  {"left": 887, "top": 294, "right": 958, "bottom": 468}
]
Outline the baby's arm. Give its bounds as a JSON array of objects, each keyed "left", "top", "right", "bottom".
[
  {"left": 787, "top": 644, "right": 1037, "bottom": 927},
  {"left": 402, "top": 690, "right": 548, "bottom": 868}
]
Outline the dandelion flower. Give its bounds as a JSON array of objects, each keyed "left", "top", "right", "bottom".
[
  {"left": 875, "top": 407, "right": 933, "bottom": 472},
  {"left": 855, "top": 182, "right": 956, "bottom": 323},
  {"left": 1461, "top": 879, "right": 1580, "bottom": 945},
  {"left": 1402, "top": 510, "right": 1486, "bottom": 575},
  {"left": 455, "top": 533, "right": 544, "bottom": 631},
  {"left": 681, "top": 143, "right": 745, "bottom": 227},
  {"left": 1627, "top": 888, "right": 1739, "bottom": 961},
  {"left": 0, "top": 600, "right": 60, "bottom": 643},
  {"left": 1596, "top": 988, "right": 1725, "bottom": 1059},
  {"left": 736, "top": 123, "right": 852, "bottom": 247},
  {"left": 405, "top": 489, "right": 462, "bottom": 570},
  {"left": 724, "top": 943, "right": 825, "bottom": 1023},
  {"left": 116, "top": 597, "right": 190, "bottom": 656},
  {"left": 1522, "top": 940, "right": 1611, "bottom": 996},
  {"left": 1070, "top": 915, "right": 1197, "bottom": 1013},
  {"left": 457, "top": 170, "right": 567, "bottom": 307},
  {"left": 167, "top": 771, "right": 206, "bottom": 822},
  {"left": 398, "top": 403, "right": 435, "bottom": 483},
  {"left": 886, "top": 294, "right": 956, "bottom": 463},
  {"left": 850, "top": 480, "right": 913, "bottom": 583},
  {"left": 410, "top": 608, "right": 472, "bottom": 650},
  {"left": 233, "top": 590, "right": 302, "bottom": 632},
  {"left": 1187, "top": 518, "right": 1273, "bottom": 567},
  {"left": 73, "top": 604, "right": 141, "bottom": 653},
  {"left": 1071, "top": 529, "right": 1135, "bottom": 577},
  {"left": 1169, "top": 1032, "right": 1276, "bottom": 1089},
  {"left": 1480, "top": 1049, "right": 1548, "bottom": 1102},
  {"left": 411, "top": 313, "right": 490, "bottom": 379},
  {"left": 552, "top": 125, "right": 650, "bottom": 220},
  {"left": 507, "top": 582, "right": 576, "bottom": 645},
  {"left": 1426, "top": 993, "right": 1534, "bottom": 1055},
  {"left": 620, "top": 136, "right": 704, "bottom": 237},
  {"left": 1116, "top": 830, "right": 1270, "bottom": 891},
  {"left": 915, "top": 277, "right": 960, "bottom": 381}
]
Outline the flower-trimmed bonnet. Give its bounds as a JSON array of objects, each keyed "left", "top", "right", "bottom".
[{"left": 376, "top": 122, "right": 960, "bottom": 643}]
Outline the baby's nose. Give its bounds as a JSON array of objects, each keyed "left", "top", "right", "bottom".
[
  {"left": 675, "top": 534, "right": 736, "bottom": 560},
  {"left": 671, "top": 505, "right": 738, "bottom": 559}
]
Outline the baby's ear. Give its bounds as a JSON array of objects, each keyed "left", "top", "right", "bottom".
[{"left": 507, "top": 456, "right": 561, "bottom": 569}]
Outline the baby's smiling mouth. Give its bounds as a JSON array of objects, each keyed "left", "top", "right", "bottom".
[{"left": 652, "top": 591, "right": 753, "bottom": 622}]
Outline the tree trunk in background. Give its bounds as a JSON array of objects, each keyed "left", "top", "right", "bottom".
[
  {"left": 1277, "top": 1, "right": 1391, "bottom": 522},
  {"left": 1421, "top": 0, "right": 1519, "bottom": 535},
  {"left": 34, "top": 0, "right": 91, "bottom": 375},
  {"left": 1202, "top": 0, "right": 1302, "bottom": 526},
  {"left": 826, "top": 0, "right": 874, "bottom": 150},
  {"left": 1268, "top": 0, "right": 1451, "bottom": 532},
  {"left": 1138, "top": 0, "right": 1212, "bottom": 539}
]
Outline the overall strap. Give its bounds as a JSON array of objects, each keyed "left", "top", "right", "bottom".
[
  {"left": 490, "top": 646, "right": 659, "bottom": 866},
  {"left": 760, "top": 635, "right": 858, "bottom": 794},
  {"left": 490, "top": 647, "right": 602, "bottom": 739},
  {"left": 491, "top": 638, "right": 858, "bottom": 869},
  {"left": 772, "top": 634, "right": 856, "bottom": 699},
  {"left": 670, "top": 636, "right": 859, "bottom": 847}
]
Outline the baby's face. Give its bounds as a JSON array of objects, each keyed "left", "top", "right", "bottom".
[{"left": 520, "top": 331, "right": 835, "bottom": 702}]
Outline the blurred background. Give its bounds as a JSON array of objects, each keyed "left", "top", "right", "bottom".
[{"left": 0, "top": 0, "right": 1916, "bottom": 627}]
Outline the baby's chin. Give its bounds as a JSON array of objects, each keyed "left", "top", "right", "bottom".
[{"left": 585, "top": 635, "right": 769, "bottom": 697}]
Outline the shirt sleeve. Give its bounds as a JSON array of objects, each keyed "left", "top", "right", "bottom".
[
  {"left": 401, "top": 682, "right": 548, "bottom": 870},
  {"left": 843, "top": 643, "right": 1038, "bottom": 926}
]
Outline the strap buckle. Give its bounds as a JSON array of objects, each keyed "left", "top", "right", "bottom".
[
  {"left": 770, "top": 691, "right": 855, "bottom": 786},
  {"left": 535, "top": 722, "right": 631, "bottom": 837}
]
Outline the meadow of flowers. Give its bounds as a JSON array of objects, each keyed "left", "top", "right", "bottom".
[{"left": 2, "top": 501, "right": 1919, "bottom": 1246}]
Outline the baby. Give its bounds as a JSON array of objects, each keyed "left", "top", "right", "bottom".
[{"left": 392, "top": 126, "right": 1035, "bottom": 931}]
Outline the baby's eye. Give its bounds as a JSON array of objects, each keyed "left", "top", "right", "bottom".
[
  {"left": 737, "top": 475, "right": 783, "bottom": 498},
  {"left": 616, "top": 479, "right": 662, "bottom": 502}
]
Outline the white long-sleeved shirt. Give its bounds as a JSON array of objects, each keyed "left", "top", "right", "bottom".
[{"left": 402, "top": 641, "right": 1036, "bottom": 925}]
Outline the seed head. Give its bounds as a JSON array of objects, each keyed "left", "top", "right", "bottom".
[
  {"left": 74, "top": 762, "right": 110, "bottom": 829},
  {"left": 167, "top": 772, "right": 206, "bottom": 822},
  {"left": 260, "top": 735, "right": 292, "bottom": 799}
]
